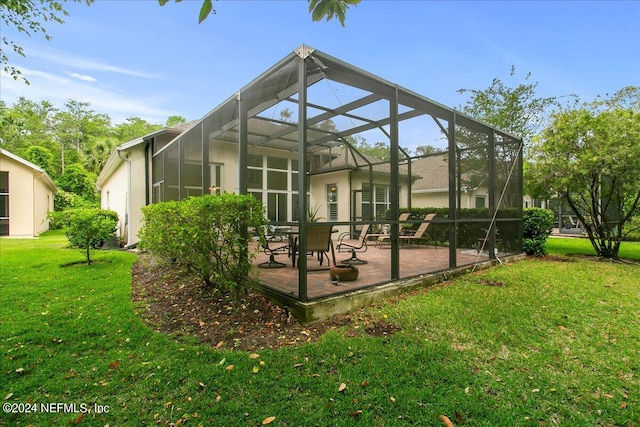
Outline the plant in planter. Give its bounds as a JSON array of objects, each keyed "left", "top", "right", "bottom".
[{"left": 307, "top": 203, "right": 325, "bottom": 222}]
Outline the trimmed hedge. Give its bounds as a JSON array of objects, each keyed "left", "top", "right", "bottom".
[
  {"left": 389, "top": 207, "right": 521, "bottom": 251},
  {"left": 140, "top": 194, "right": 267, "bottom": 292}
]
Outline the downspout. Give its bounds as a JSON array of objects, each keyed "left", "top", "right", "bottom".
[
  {"left": 33, "top": 172, "right": 37, "bottom": 236},
  {"left": 117, "top": 148, "right": 132, "bottom": 245}
]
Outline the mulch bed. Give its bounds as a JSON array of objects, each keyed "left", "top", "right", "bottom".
[{"left": 130, "top": 254, "right": 400, "bottom": 351}]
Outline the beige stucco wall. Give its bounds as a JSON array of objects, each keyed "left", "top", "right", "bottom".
[
  {"left": 100, "top": 158, "right": 128, "bottom": 242},
  {"left": 33, "top": 175, "right": 54, "bottom": 234},
  {"left": 100, "top": 146, "right": 148, "bottom": 246},
  {"left": 412, "top": 191, "right": 449, "bottom": 209},
  {"left": 128, "top": 149, "right": 147, "bottom": 244},
  {"left": 412, "top": 188, "right": 488, "bottom": 209},
  {"left": 0, "top": 154, "right": 54, "bottom": 237}
]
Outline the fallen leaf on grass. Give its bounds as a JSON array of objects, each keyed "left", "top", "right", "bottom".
[
  {"left": 71, "top": 413, "right": 86, "bottom": 425},
  {"left": 620, "top": 402, "right": 627, "bottom": 409},
  {"left": 226, "top": 365, "right": 234, "bottom": 371},
  {"left": 249, "top": 353, "right": 260, "bottom": 359},
  {"left": 455, "top": 410, "right": 464, "bottom": 424},
  {"left": 252, "top": 366, "right": 260, "bottom": 374},
  {"left": 439, "top": 414, "right": 454, "bottom": 427},
  {"left": 338, "top": 383, "right": 347, "bottom": 392},
  {"left": 262, "top": 416, "right": 276, "bottom": 425},
  {"left": 108, "top": 361, "right": 120, "bottom": 369}
]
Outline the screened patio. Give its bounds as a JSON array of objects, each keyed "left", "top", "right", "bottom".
[{"left": 148, "top": 45, "right": 523, "bottom": 313}]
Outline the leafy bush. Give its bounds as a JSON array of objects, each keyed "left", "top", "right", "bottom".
[
  {"left": 56, "top": 163, "right": 99, "bottom": 202},
  {"left": 522, "top": 207, "right": 554, "bottom": 256},
  {"left": 51, "top": 190, "right": 99, "bottom": 229},
  {"left": 140, "top": 194, "right": 267, "bottom": 292},
  {"left": 65, "top": 209, "right": 119, "bottom": 264},
  {"left": 623, "top": 216, "right": 640, "bottom": 242}
]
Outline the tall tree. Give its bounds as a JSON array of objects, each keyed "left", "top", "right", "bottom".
[
  {"left": 53, "top": 100, "right": 111, "bottom": 174},
  {"left": 165, "top": 115, "right": 186, "bottom": 127},
  {"left": 457, "top": 67, "right": 562, "bottom": 208},
  {"left": 83, "top": 137, "right": 117, "bottom": 174},
  {"left": 413, "top": 144, "right": 443, "bottom": 157},
  {"left": 0, "top": 98, "right": 58, "bottom": 156},
  {"left": 24, "top": 145, "right": 55, "bottom": 176},
  {"left": 113, "top": 116, "right": 162, "bottom": 142},
  {"left": 528, "top": 86, "right": 640, "bottom": 259},
  {"left": 1, "top": 0, "right": 94, "bottom": 83},
  {"left": 56, "top": 162, "right": 98, "bottom": 202},
  {"left": 458, "top": 66, "right": 560, "bottom": 145}
]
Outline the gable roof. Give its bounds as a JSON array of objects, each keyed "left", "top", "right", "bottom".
[
  {"left": 410, "top": 155, "right": 449, "bottom": 192},
  {"left": 0, "top": 148, "right": 57, "bottom": 192}
]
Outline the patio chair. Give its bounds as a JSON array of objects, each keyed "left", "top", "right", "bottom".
[
  {"left": 375, "top": 212, "right": 411, "bottom": 247},
  {"left": 292, "top": 225, "right": 336, "bottom": 270},
  {"left": 336, "top": 224, "right": 369, "bottom": 265},
  {"left": 258, "top": 226, "right": 290, "bottom": 268},
  {"left": 399, "top": 213, "right": 436, "bottom": 248}
]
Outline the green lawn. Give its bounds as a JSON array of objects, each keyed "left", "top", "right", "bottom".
[
  {"left": 1, "top": 232, "right": 639, "bottom": 426},
  {"left": 546, "top": 236, "right": 640, "bottom": 261}
]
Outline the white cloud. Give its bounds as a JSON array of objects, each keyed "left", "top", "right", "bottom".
[
  {"left": 0, "top": 67, "right": 173, "bottom": 124},
  {"left": 67, "top": 72, "right": 97, "bottom": 82},
  {"left": 28, "top": 47, "right": 161, "bottom": 80}
]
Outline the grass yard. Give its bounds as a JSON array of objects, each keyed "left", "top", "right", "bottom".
[{"left": 1, "top": 232, "right": 639, "bottom": 426}]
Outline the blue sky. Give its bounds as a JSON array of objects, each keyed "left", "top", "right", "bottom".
[{"left": 2, "top": 0, "right": 639, "bottom": 129}]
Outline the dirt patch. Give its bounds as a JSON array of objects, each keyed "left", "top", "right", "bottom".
[
  {"left": 478, "top": 278, "right": 506, "bottom": 287},
  {"left": 131, "top": 255, "right": 399, "bottom": 351},
  {"left": 528, "top": 254, "right": 576, "bottom": 263}
]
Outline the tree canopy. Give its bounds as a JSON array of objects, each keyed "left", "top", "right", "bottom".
[
  {"left": 528, "top": 86, "right": 640, "bottom": 258},
  {"left": 0, "top": 0, "right": 94, "bottom": 83},
  {"left": 158, "top": 0, "right": 360, "bottom": 26},
  {"left": 458, "top": 66, "right": 561, "bottom": 145}
]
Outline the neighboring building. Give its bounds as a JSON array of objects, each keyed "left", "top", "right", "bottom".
[
  {"left": 96, "top": 122, "right": 195, "bottom": 246},
  {"left": 0, "top": 149, "right": 57, "bottom": 237},
  {"left": 410, "top": 154, "right": 489, "bottom": 209}
]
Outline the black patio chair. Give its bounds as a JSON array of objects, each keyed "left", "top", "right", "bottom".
[{"left": 258, "top": 225, "right": 289, "bottom": 268}]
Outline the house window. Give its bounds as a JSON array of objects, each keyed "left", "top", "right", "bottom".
[
  {"left": 361, "top": 183, "right": 390, "bottom": 220},
  {"left": 475, "top": 195, "right": 486, "bottom": 208},
  {"left": 0, "top": 171, "right": 8, "bottom": 236},
  {"left": 247, "top": 155, "right": 299, "bottom": 222},
  {"left": 327, "top": 184, "right": 338, "bottom": 221}
]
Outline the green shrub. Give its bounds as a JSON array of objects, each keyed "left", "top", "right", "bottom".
[
  {"left": 51, "top": 190, "right": 99, "bottom": 229},
  {"left": 623, "top": 216, "right": 640, "bottom": 242},
  {"left": 65, "top": 209, "right": 119, "bottom": 264},
  {"left": 522, "top": 207, "right": 554, "bottom": 256},
  {"left": 140, "top": 194, "right": 267, "bottom": 292}
]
